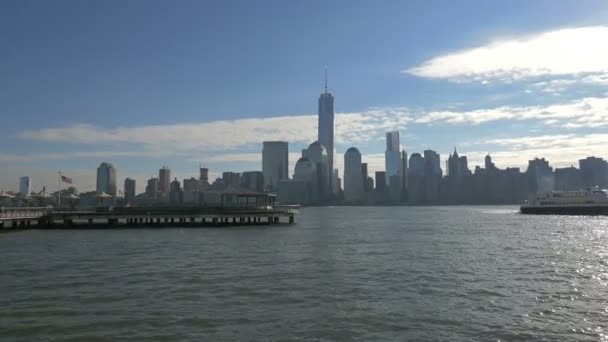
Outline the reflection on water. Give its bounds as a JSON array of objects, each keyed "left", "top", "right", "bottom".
[{"left": 1, "top": 206, "right": 607, "bottom": 341}]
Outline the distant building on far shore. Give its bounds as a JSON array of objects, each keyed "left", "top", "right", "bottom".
[
  {"left": 124, "top": 178, "right": 136, "bottom": 202},
  {"left": 241, "top": 171, "right": 264, "bottom": 192},
  {"left": 96, "top": 162, "right": 117, "bottom": 196},
  {"left": 159, "top": 166, "right": 171, "bottom": 195},
  {"left": 385, "top": 131, "right": 401, "bottom": 184},
  {"left": 344, "top": 147, "right": 363, "bottom": 203},
  {"left": 146, "top": 178, "right": 159, "bottom": 199},
  {"left": 19, "top": 176, "right": 31, "bottom": 198},
  {"left": 262, "top": 141, "right": 288, "bottom": 191},
  {"left": 579, "top": 156, "right": 608, "bottom": 188},
  {"left": 318, "top": 70, "right": 335, "bottom": 195}
]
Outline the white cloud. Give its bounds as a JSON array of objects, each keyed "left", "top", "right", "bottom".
[
  {"left": 19, "top": 108, "right": 411, "bottom": 152},
  {"left": 406, "top": 26, "right": 608, "bottom": 84},
  {"left": 415, "top": 97, "right": 608, "bottom": 127}
]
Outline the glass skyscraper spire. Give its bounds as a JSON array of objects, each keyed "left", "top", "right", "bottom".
[{"left": 318, "top": 68, "right": 335, "bottom": 194}]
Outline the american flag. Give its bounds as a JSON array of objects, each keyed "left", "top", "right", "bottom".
[{"left": 61, "top": 175, "right": 72, "bottom": 184}]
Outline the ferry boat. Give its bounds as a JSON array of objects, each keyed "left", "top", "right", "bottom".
[{"left": 520, "top": 187, "right": 608, "bottom": 215}]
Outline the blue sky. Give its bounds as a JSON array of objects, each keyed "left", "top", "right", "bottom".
[{"left": 2, "top": 0, "right": 608, "bottom": 192}]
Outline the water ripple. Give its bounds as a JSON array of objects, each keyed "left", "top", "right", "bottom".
[{"left": 1, "top": 206, "right": 608, "bottom": 341}]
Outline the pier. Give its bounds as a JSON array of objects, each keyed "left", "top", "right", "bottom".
[
  {"left": 1, "top": 186, "right": 298, "bottom": 229},
  {"left": 1, "top": 206, "right": 298, "bottom": 229}
]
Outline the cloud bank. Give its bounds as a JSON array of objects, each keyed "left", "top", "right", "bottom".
[
  {"left": 415, "top": 97, "right": 608, "bottom": 128},
  {"left": 406, "top": 26, "right": 608, "bottom": 84},
  {"left": 19, "top": 108, "right": 411, "bottom": 152}
]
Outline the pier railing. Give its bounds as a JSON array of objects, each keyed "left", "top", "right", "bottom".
[
  {"left": 1, "top": 205, "right": 298, "bottom": 228},
  {"left": 0, "top": 207, "right": 48, "bottom": 221}
]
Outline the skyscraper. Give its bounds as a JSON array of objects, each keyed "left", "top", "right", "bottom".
[
  {"left": 241, "top": 171, "right": 264, "bottom": 192},
  {"left": 423, "top": 149, "right": 441, "bottom": 203},
  {"left": 554, "top": 166, "right": 582, "bottom": 191},
  {"left": 169, "top": 177, "right": 181, "bottom": 205},
  {"left": 124, "top": 178, "right": 136, "bottom": 202},
  {"left": 385, "top": 131, "right": 401, "bottom": 184},
  {"left": 318, "top": 69, "right": 335, "bottom": 194},
  {"left": 527, "top": 158, "right": 554, "bottom": 194},
  {"left": 375, "top": 171, "right": 386, "bottom": 192},
  {"left": 262, "top": 141, "right": 289, "bottom": 190},
  {"left": 579, "top": 156, "right": 608, "bottom": 188},
  {"left": 447, "top": 148, "right": 469, "bottom": 179},
  {"left": 19, "top": 176, "right": 31, "bottom": 198},
  {"left": 199, "top": 167, "right": 210, "bottom": 192},
  {"left": 401, "top": 150, "right": 408, "bottom": 197},
  {"left": 289, "top": 157, "right": 317, "bottom": 204},
  {"left": 159, "top": 166, "right": 171, "bottom": 195},
  {"left": 146, "top": 178, "right": 159, "bottom": 199},
  {"left": 344, "top": 147, "right": 363, "bottom": 202},
  {"left": 408, "top": 153, "right": 425, "bottom": 176},
  {"left": 199, "top": 168, "right": 209, "bottom": 184},
  {"left": 361, "top": 163, "right": 369, "bottom": 192},
  {"left": 423, "top": 149, "right": 442, "bottom": 177},
  {"left": 183, "top": 177, "right": 199, "bottom": 193},
  {"left": 96, "top": 162, "right": 117, "bottom": 196},
  {"left": 182, "top": 177, "right": 199, "bottom": 204},
  {"left": 303, "top": 141, "right": 329, "bottom": 202},
  {"left": 222, "top": 172, "right": 241, "bottom": 186}
]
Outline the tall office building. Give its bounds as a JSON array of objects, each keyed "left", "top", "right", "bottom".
[
  {"left": 199, "top": 168, "right": 209, "bottom": 184},
  {"left": 407, "top": 153, "right": 425, "bottom": 204},
  {"left": 385, "top": 131, "right": 401, "bottom": 183},
  {"left": 19, "top": 176, "right": 31, "bottom": 198},
  {"left": 423, "top": 150, "right": 442, "bottom": 177},
  {"left": 222, "top": 172, "right": 241, "bottom": 186},
  {"left": 96, "top": 162, "right": 117, "bottom": 196},
  {"left": 241, "top": 171, "right": 264, "bottom": 192},
  {"left": 332, "top": 169, "right": 340, "bottom": 194},
  {"left": 124, "top": 178, "right": 136, "bottom": 202},
  {"left": 485, "top": 154, "right": 497, "bottom": 172},
  {"left": 146, "top": 178, "right": 159, "bottom": 199},
  {"left": 527, "top": 158, "right": 554, "bottom": 194},
  {"left": 401, "top": 150, "right": 408, "bottom": 194},
  {"left": 182, "top": 177, "right": 199, "bottom": 204},
  {"left": 302, "top": 141, "right": 329, "bottom": 202},
  {"left": 183, "top": 177, "right": 199, "bottom": 193},
  {"left": 554, "top": 166, "right": 582, "bottom": 191},
  {"left": 375, "top": 171, "right": 386, "bottom": 192},
  {"left": 159, "top": 166, "right": 171, "bottom": 194},
  {"left": 361, "top": 163, "right": 369, "bottom": 192},
  {"left": 294, "top": 158, "right": 316, "bottom": 184},
  {"left": 169, "top": 178, "right": 181, "bottom": 205},
  {"left": 423, "top": 149, "right": 441, "bottom": 203},
  {"left": 318, "top": 69, "right": 335, "bottom": 194},
  {"left": 262, "top": 141, "right": 289, "bottom": 190},
  {"left": 344, "top": 147, "right": 363, "bottom": 202},
  {"left": 408, "top": 153, "right": 425, "bottom": 176},
  {"left": 579, "top": 156, "right": 608, "bottom": 188}
]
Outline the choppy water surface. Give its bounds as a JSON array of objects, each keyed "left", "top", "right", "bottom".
[{"left": 1, "top": 206, "right": 608, "bottom": 341}]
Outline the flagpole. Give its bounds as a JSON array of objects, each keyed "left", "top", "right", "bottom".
[{"left": 57, "top": 171, "right": 61, "bottom": 208}]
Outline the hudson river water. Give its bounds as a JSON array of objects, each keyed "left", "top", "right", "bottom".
[{"left": 2, "top": 206, "right": 608, "bottom": 341}]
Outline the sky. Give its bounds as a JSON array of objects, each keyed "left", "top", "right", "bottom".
[{"left": 2, "top": 0, "right": 608, "bottom": 193}]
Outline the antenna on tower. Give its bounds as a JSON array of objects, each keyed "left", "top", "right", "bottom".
[{"left": 324, "top": 66, "right": 328, "bottom": 93}]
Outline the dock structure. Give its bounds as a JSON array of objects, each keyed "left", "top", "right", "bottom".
[
  {"left": 0, "top": 187, "right": 298, "bottom": 228},
  {"left": 1, "top": 206, "right": 298, "bottom": 229},
  {"left": 1, "top": 189, "right": 298, "bottom": 229}
]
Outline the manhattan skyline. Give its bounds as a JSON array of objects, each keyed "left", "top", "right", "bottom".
[{"left": 2, "top": 0, "right": 608, "bottom": 193}]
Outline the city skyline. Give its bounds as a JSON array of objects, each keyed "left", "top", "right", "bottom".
[{"left": 2, "top": 1, "right": 608, "bottom": 192}]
